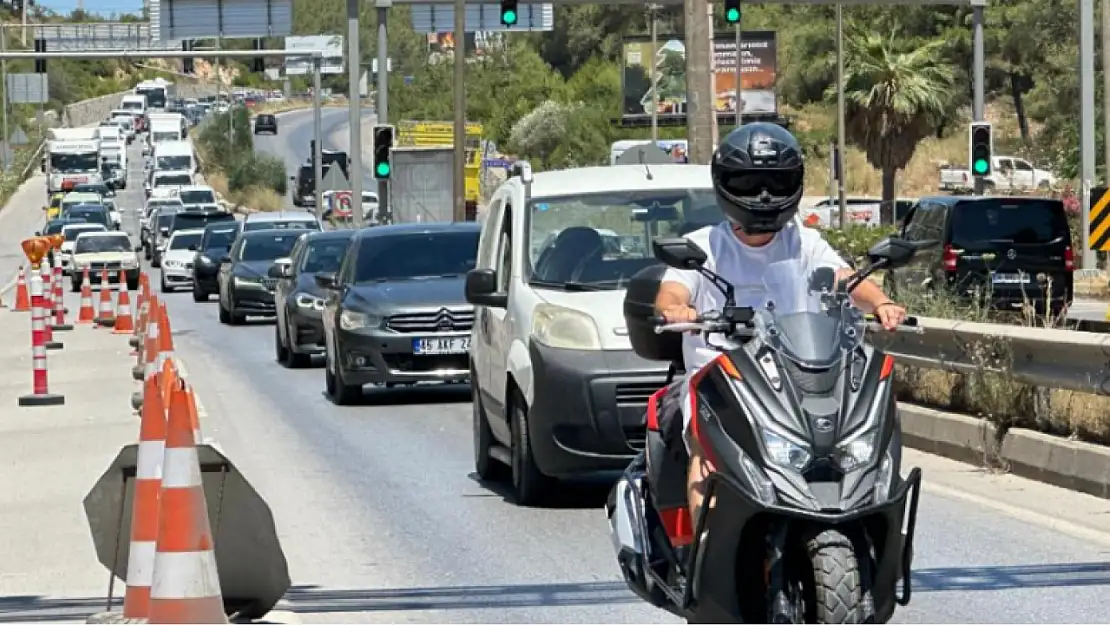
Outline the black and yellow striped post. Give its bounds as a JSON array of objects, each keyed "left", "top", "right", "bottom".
[{"left": 1090, "top": 187, "right": 1110, "bottom": 250}]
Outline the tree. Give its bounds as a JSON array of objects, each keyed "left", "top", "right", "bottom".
[{"left": 834, "top": 29, "right": 954, "bottom": 223}]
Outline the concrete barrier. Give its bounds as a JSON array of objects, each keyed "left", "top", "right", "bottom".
[{"left": 63, "top": 82, "right": 219, "bottom": 128}]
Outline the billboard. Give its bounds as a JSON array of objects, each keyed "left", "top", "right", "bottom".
[
  {"left": 621, "top": 31, "right": 777, "bottom": 120},
  {"left": 284, "top": 35, "right": 345, "bottom": 75}
]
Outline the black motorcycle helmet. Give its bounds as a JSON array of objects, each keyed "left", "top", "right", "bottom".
[{"left": 711, "top": 122, "right": 805, "bottom": 234}]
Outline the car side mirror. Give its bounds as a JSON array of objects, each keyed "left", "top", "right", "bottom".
[
  {"left": 314, "top": 272, "right": 338, "bottom": 290},
  {"left": 867, "top": 237, "right": 936, "bottom": 270},
  {"left": 188, "top": 244, "right": 198, "bottom": 251},
  {"left": 464, "top": 268, "right": 507, "bottom": 308},
  {"left": 269, "top": 258, "right": 292, "bottom": 278},
  {"left": 652, "top": 237, "right": 708, "bottom": 270},
  {"left": 160, "top": 227, "right": 170, "bottom": 235}
]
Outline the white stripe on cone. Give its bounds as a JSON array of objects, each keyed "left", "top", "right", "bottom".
[
  {"left": 150, "top": 550, "right": 222, "bottom": 600},
  {"left": 136, "top": 440, "right": 165, "bottom": 480},
  {"left": 126, "top": 540, "right": 158, "bottom": 587},
  {"left": 161, "top": 447, "right": 202, "bottom": 489}
]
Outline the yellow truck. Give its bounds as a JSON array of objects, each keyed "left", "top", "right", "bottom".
[{"left": 395, "top": 121, "right": 483, "bottom": 203}]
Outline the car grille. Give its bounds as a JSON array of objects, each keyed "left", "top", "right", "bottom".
[
  {"left": 386, "top": 308, "right": 474, "bottom": 333},
  {"left": 262, "top": 277, "right": 278, "bottom": 291},
  {"left": 89, "top": 261, "right": 124, "bottom": 272},
  {"left": 615, "top": 381, "right": 666, "bottom": 406},
  {"left": 184, "top": 263, "right": 193, "bottom": 271}
]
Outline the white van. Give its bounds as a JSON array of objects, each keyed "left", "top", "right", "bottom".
[
  {"left": 96, "top": 126, "right": 128, "bottom": 189},
  {"left": 464, "top": 161, "right": 722, "bottom": 504},
  {"left": 152, "top": 141, "right": 195, "bottom": 174}
]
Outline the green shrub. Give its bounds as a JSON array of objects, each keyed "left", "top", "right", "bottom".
[
  {"left": 818, "top": 224, "right": 899, "bottom": 267},
  {"left": 228, "top": 153, "right": 287, "bottom": 195},
  {"left": 196, "top": 108, "right": 254, "bottom": 173}
]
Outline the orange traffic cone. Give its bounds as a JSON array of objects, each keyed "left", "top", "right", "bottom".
[
  {"left": 159, "top": 358, "right": 178, "bottom": 412},
  {"left": 122, "top": 373, "right": 168, "bottom": 619},
  {"left": 77, "top": 268, "right": 95, "bottom": 324},
  {"left": 143, "top": 298, "right": 162, "bottom": 380},
  {"left": 157, "top": 302, "right": 175, "bottom": 369},
  {"left": 147, "top": 379, "right": 227, "bottom": 624},
  {"left": 95, "top": 269, "right": 115, "bottom": 327},
  {"left": 186, "top": 385, "right": 202, "bottom": 445},
  {"left": 13, "top": 265, "right": 30, "bottom": 312},
  {"left": 114, "top": 273, "right": 135, "bottom": 334}
]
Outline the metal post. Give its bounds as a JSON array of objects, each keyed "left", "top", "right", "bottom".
[
  {"left": 836, "top": 4, "right": 846, "bottom": 228},
  {"left": 452, "top": 0, "right": 466, "bottom": 221},
  {"left": 1, "top": 28, "right": 8, "bottom": 172},
  {"left": 313, "top": 57, "right": 324, "bottom": 222},
  {"left": 347, "top": 0, "right": 364, "bottom": 228},
  {"left": 1104, "top": 0, "right": 1110, "bottom": 185},
  {"left": 376, "top": 2, "right": 390, "bottom": 223},
  {"left": 707, "top": 4, "right": 718, "bottom": 145},
  {"left": 734, "top": 23, "right": 742, "bottom": 129},
  {"left": 649, "top": 4, "right": 659, "bottom": 143},
  {"left": 1081, "top": 0, "right": 1098, "bottom": 268},
  {"left": 684, "top": 0, "right": 713, "bottom": 164},
  {"left": 971, "top": 5, "right": 985, "bottom": 196}
]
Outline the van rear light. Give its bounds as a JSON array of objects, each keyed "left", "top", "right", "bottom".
[
  {"left": 1064, "top": 246, "right": 1075, "bottom": 271},
  {"left": 942, "top": 245, "right": 958, "bottom": 272}
]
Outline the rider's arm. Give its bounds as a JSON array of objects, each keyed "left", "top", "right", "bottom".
[
  {"left": 655, "top": 266, "right": 698, "bottom": 314},
  {"left": 837, "top": 268, "right": 893, "bottom": 313}
]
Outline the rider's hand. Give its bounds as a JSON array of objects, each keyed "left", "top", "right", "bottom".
[
  {"left": 874, "top": 301, "right": 907, "bottom": 331},
  {"left": 660, "top": 304, "right": 698, "bottom": 324}
]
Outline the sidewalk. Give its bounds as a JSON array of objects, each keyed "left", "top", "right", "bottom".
[
  {"left": 0, "top": 172, "right": 48, "bottom": 295},
  {"left": 0, "top": 308, "right": 139, "bottom": 622}
]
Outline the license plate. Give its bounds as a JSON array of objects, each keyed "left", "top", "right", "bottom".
[
  {"left": 413, "top": 336, "right": 470, "bottom": 355},
  {"left": 991, "top": 273, "right": 1030, "bottom": 284}
]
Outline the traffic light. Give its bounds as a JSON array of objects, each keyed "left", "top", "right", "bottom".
[
  {"left": 724, "top": 0, "right": 741, "bottom": 24},
  {"left": 33, "top": 38, "right": 45, "bottom": 74},
  {"left": 182, "top": 40, "right": 194, "bottom": 74},
  {"left": 372, "top": 124, "right": 394, "bottom": 180},
  {"left": 251, "top": 38, "right": 264, "bottom": 73},
  {"left": 500, "top": 0, "right": 518, "bottom": 26},
  {"left": 969, "top": 122, "right": 992, "bottom": 177}
]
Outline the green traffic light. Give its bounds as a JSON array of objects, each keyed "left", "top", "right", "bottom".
[
  {"left": 973, "top": 159, "right": 988, "bottom": 175},
  {"left": 376, "top": 162, "right": 391, "bottom": 177},
  {"left": 726, "top": 7, "right": 740, "bottom": 22},
  {"left": 503, "top": 9, "right": 517, "bottom": 23}
]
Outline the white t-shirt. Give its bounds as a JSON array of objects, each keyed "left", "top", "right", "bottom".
[{"left": 662, "top": 221, "right": 848, "bottom": 374}]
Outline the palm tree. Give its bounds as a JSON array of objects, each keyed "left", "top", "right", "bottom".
[{"left": 832, "top": 29, "right": 954, "bottom": 223}]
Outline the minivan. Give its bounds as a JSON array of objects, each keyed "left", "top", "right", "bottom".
[{"left": 885, "top": 196, "right": 1074, "bottom": 313}]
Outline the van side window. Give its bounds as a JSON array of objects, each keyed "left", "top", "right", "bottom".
[
  {"left": 496, "top": 204, "right": 513, "bottom": 292},
  {"left": 477, "top": 196, "right": 503, "bottom": 269},
  {"left": 918, "top": 202, "right": 946, "bottom": 241},
  {"left": 902, "top": 205, "right": 925, "bottom": 241}
]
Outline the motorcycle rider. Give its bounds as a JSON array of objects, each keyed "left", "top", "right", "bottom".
[{"left": 650, "top": 122, "right": 907, "bottom": 527}]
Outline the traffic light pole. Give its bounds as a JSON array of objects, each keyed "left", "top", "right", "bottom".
[
  {"left": 314, "top": 57, "right": 325, "bottom": 223},
  {"left": 971, "top": 5, "right": 985, "bottom": 197},
  {"left": 348, "top": 0, "right": 365, "bottom": 229},
  {"left": 377, "top": 0, "right": 392, "bottom": 224}
]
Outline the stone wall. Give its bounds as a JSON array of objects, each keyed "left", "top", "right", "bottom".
[{"left": 62, "top": 82, "right": 219, "bottom": 128}]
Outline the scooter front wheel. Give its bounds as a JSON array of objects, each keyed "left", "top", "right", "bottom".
[{"left": 806, "top": 529, "right": 873, "bottom": 624}]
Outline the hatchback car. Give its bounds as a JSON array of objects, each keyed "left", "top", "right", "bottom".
[
  {"left": 217, "top": 229, "right": 303, "bottom": 324},
  {"left": 254, "top": 114, "right": 278, "bottom": 135}
]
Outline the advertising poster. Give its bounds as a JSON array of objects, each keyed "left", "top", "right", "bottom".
[{"left": 621, "top": 31, "right": 778, "bottom": 119}]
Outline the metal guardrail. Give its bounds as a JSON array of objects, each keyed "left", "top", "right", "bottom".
[
  {"left": 19, "top": 139, "right": 46, "bottom": 182},
  {"left": 872, "top": 316, "right": 1110, "bottom": 396}
]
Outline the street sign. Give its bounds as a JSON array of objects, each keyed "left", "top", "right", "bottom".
[
  {"left": 285, "top": 35, "right": 344, "bottom": 75},
  {"left": 371, "top": 57, "right": 393, "bottom": 73},
  {"left": 410, "top": 3, "right": 554, "bottom": 32},
  {"left": 321, "top": 162, "right": 350, "bottom": 192},
  {"left": 5, "top": 73, "right": 47, "bottom": 104},
  {"left": 35, "top": 22, "right": 179, "bottom": 51},
  {"left": 151, "top": 0, "right": 293, "bottom": 40},
  {"left": 332, "top": 190, "right": 354, "bottom": 217},
  {"left": 9, "top": 127, "right": 30, "bottom": 147}
]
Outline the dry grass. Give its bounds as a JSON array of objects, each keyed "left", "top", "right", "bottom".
[
  {"left": 793, "top": 100, "right": 1028, "bottom": 198},
  {"left": 202, "top": 170, "right": 285, "bottom": 212},
  {"left": 1074, "top": 273, "right": 1110, "bottom": 300}
]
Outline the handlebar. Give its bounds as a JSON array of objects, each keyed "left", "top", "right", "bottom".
[{"left": 651, "top": 313, "right": 924, "bottom": 335}]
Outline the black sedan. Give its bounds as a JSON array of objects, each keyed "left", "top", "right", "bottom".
[
  {"left": 217, "top": 228, "right": 302, "bottom": 325},
  {"left": 254, "top": 114, "right": 278, "bottom": 135},
  {"left": 192, "top": 222, "right": 242, "bottom": 302},
  {"left": 319, "top": 222, "right": 479, "bottom": 404},
  {"left": 272, "top": 230, "right": 355, "bottom": 368}
]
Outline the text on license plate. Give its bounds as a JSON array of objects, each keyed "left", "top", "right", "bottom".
[
  {"left": 991, "top": 273, "right": 1030, "bottom": 284},
  {"left": 413, "top": 337, "right": 470, "bottom": 355}
]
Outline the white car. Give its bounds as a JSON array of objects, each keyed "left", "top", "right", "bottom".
[
  {"left": 60, "top": 223, "right": 108, "bottom": 274},
  {"left": 177, "top": 185, "right": 220, "bottom": 212},
  {"left": 465, "top": 162, "right": 717, "bottom": 504},
  {"left": 160, "top": 228, "right": 204, "bottom": 293},
  {"left": 69, "top": 231, "right": 140, "bottom": 292}
]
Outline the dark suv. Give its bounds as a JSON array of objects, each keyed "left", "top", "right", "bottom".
[
  {"left": 254, "top": 114, "right": 278, "bottom": 134},
  {"left": 886, "top": 196, "right": 1074, "bottom": 313}
]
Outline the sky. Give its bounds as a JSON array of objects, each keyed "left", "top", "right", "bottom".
[{"left": 36, "top": 0, "right": 144, "bottom": 17}]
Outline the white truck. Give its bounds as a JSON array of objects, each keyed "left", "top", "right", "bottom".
[
  {"left": 43, "top": 128, "right": 102, "bottom": 197},
  {"left": 144, "top": 114, "right": 187, "bottom": 157},
  {"left": 95, "top": 125, "right": 128, "bottom": 190},
  {"left": 938, "top": 155, "right": 1057, "bottom": 193},
  {"left": 389, "top": 147, "right": 454, "bottom": 223}
]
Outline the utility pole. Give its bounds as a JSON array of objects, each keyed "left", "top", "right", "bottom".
[
  {"left": 684, "top": 0, "right": 713, "bottom": 164},
  {"left": 1, "top": 28, "right": 8, "bottom": 172},
  {"left": 452, "top": 0, "right": 466, "bottom": 221},
  {"left": 1081, "top": 0, "right": 1097, "bottom": 268},
  {"left": 347, "top": 0, "right": 365, "bottom": 228},
  {"left": 971, "top": 5, "right": 985, "bottom": 197},
  {"left": 707, "top": 5, "right": 718, "bottom": 145},
  {"left": 649, "top": 4, "right": 658, "bottom": 143},
  {"left": 836, "top": 4, "right": 846, "bottom": 228},
  {"left": 376, "top": 0, "right": 390, "bottom": 223},
  {"left": 734, "top": 21, "right": 742, "bottom": 129}
]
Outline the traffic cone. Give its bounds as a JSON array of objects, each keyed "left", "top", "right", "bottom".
[
  {"left": 122, "top": 374, "right": 168, "bottom": 620},
  {"left": 147, "top": 379, "right": 227, "bottom": 624},
  {"left": 157, "top": 303, "right": 176, "bottom": 370},
  {"left": 13, "top": 266, "right": 30, "bottom": 311},
  {"left": 132, "top": 273, "right": 151, "bottom": 348},
  {"left": 95, "top": 269, "right": 115, "bottom": 327},
  {"left": 77, "top": 268, "right": 95, "bottom": 324},
  {"left": 38, "top": 265, "right": 60, "bottom": 350},
  {"left": 114, "top": 274, "right": 135, "bottom": 334},
  {"left": 142, "top": 298, "right": 162, "bottom": 381},
  {"left": 159, "top": 357, "right": 178, "bottom": 412},
  {"left": 186, "top": 385, "right": 202, "bottom": 445}
]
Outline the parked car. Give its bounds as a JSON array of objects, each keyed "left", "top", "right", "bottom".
[
  {"left": 68, "top": 231, "right": 140, "bottom": 292},
  {"left": 885, "top": 195, "right": 1074, "bottom": 314},
  {"left": 254, "top": 113, "right": 278, "bottom": 134},
  {"left": 272, "top": 230, "right": 356, "bottom": 368},
  {"left": 319, "top": 222, "right": 480, "bottom": 405},
  {"left": 938, "top": 156, "right": 1057, "bottom": 193},
  {"left": 192, "top": 222, "right": 242, "bottom": 302},
  {"left": 217, "top": 229, "right": 303, "bottom": 324}
]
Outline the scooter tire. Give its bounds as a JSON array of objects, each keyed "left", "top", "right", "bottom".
[{"left": 806, "top": 529, "right": 871, "bottom": 624}]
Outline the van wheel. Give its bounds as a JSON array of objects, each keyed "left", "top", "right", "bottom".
[
  {"left": 509, "top": 390, "right": 551, "bottom": 506},
  {"left": 473, "top": 377, "right": 508, "bottom": 482}
]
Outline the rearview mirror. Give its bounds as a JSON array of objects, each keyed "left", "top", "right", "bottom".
[
  {"left": 652, "top": 237, "right": 707, "bottom": 270},
  {"left": 632, "top": 205, "right": 679, "bottom": 223},
  {"left": 809, "top": 266, "right": 837, "bottom": 293},
  {"left": 314, "top": 272, "right": 338, "bottom": 289},
  {"left": 867, "top": 237, "right": 935, "bottom": 270},
  {"left": 464, "top": 268, "right": 507, "bottom": 308}
]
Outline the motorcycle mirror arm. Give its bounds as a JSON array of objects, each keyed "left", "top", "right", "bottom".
[
  {"left": 696, "top": 266, "right": 737, "bottom": 307},
  {"left": 841, "top": 257, "right": 890, "bottom": 295}
]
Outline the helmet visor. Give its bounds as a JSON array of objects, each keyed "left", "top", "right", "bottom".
[{"left": 718, "top": 169, "right": 804, "bottom": 199}]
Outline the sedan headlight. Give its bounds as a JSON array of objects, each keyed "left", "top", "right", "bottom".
[
  {"left": 295, "top": 293, "right": 325, "bottom": 311},
  {"left": 163, "top": 259, "right": 183, "bottom": 268},
  {"left": 339, "top": 309, "right": 381, "bottom": 331},
  {"left": 762, "top": 429, "right": 812, "bottom": 471},
  {"left": 531, "top": 303, "right": 601, "bottom": 350},
  {"left": 835, "top": 430, "right": 877, "bottom": 472},
  {"left": 233, "top": 276, "right": 262, "bottom": 288},
  {"left": 199, "top": 254, "right": 212, "bottom": 264}
]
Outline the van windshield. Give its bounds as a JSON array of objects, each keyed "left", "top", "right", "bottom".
[
  {"left": 950, "top": 200, "right": 1069, "bottom": 248},
  {"left": 157, "top": 155, "right": 192, "bottom": 170}
]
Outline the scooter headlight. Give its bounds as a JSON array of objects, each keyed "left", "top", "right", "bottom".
[
  {"left": 835, "top": 430, "right": 878, "bottom": 472},
  {"left": 761, "top": 430, "right": 811, "bottom": 471}
]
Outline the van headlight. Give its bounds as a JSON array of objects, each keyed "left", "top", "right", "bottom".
[
  {"left": 531, "top": 303, "right": 601, "bottom": 350},
  {"left": 762, "top": 429, "right": 812, "bottom": 471}
]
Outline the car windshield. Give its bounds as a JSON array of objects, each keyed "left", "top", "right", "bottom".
[
  {"left": 50, "top": 153, "right": 99, "bottom": 173},
  {"left": 751, "top": 260, "right": 865, "bottom": 368},
  {"left": 170, "top": 232, "right": 202, "bottom": 250},
  {"left": 70, "top": 211, "right": 108, "bottom": 227},
  {"left": 239, "top": 234, "right": 301, "bottom": 262},
  {"left": 156, "top": 155, "right": 192, "bottom": 170},
  {"left": 174, "top": 212, "right": 234, "bottom": 232},
  {"left": 149, "top": 202, "right": 182, "bottom": 214},
  {"left": 153, "top": 131, "right": 179, "bottom": 143},
  {"left": 244, "top": 220, "right": 319, "bottom": 232},
  {"left": 527, "top": 189, "right": 722, "bottom": 289},
  {"left": 64, "top": 226, "right": 105, "bottom": 241},
  {"left": 203, "top": 227, "right": 239, "bottom": 250},
  {"left": 179, "top": 190, "right": 216, "bottom": 205},
  {"left": 45, "top": 220, "right": 80, "bottom": 234},
  {"left": 301, "top": 239, "right": 351, "bottom": 273},
  {"left": 73, "top": 185, "right": 108, "bottom": 195},
  {"left": 354, "top": 231, "right": 478, "bottom": 283},
  {"left": 156, "top": 174, "right": 192, "bottom": 186},
  {"left": 75, "top": 235, "right": 131, "bottom": 254},
  {"left": 121, "top": 101, "right": 143, "bottom": 111},
  {"left": 949, "top": 199, "right": 1069, "bottom": 248},
  {"left": 157, "top": 213, "right": 175, "bottom": 228}
]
